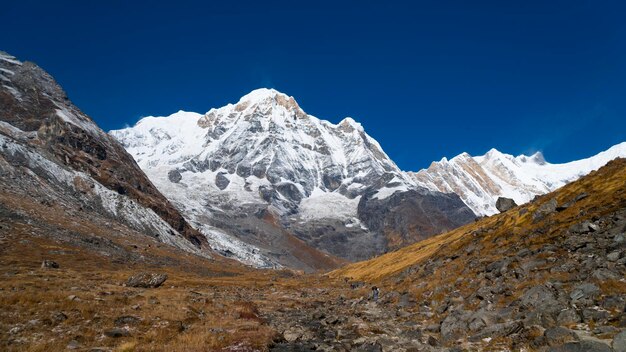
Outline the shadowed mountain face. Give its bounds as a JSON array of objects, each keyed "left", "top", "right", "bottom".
[
  {"left": 111, "top": 88, "right": 475, "bottom": 263},
  {"left": 0, "top": 51, "right": 208, "bottom": 253}
]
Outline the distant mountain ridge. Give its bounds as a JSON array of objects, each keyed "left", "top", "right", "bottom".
[
  {"left": 111, "top": 88, "right": 475, "bottom": 268},
  {"left": 408, "top": 142, "right": 626, "bottom": 215}
]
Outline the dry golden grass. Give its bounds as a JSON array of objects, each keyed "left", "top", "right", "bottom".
[
  {"left": 2, "top": 157, "right": 625, "bottom": 351},
  {"left": 0, "top": 195, "right": 304, "bottom": 351},
  {"left": 331, "top": 158, "right": 626, "bottom": 283},
  {"left": 0, "top": 232, "right": 291, "bottom": 351}
]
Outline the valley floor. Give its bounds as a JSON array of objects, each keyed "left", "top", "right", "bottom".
[{"left": 2, "top": 159, "right": 626, "bottom": 352}]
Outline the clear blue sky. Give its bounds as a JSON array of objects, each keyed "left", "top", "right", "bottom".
[{"left": 2, "top": 1, "right": 625, "bottom": 170}]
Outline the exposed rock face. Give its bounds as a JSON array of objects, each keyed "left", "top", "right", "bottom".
[
  {"left": 126, "top": 273, "right": 168, "bottom": 288},
  {"left": 0, "top": 51, "right": 209, "bottom": 255},
  {"left": 496, "top": 197, "right": 517, "bottom": 213},
  {"left": 332, "top": 158, "right": 626, "bottom": 350},
  {"left": 358, "top": 189, "right": 475, "bottom": 251},
  {"left": 111, "top": 88, "right": 475, "bottom": 266},
  {"left": 408, "top": 144, "right": 626, "bottom": 215}
]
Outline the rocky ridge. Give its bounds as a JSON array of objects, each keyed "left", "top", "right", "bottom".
[
  {"left": 332, "top": 158, "right": 626, "bottom": 351},
  {"left": 408, "top": 143, "right": 626, "bottom": 216},
  {"left": 0, "top": 51, "right": 209, "bottom": 256}
]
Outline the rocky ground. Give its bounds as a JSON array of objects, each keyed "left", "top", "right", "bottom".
[
  {"left": 2, "top": 157, "right": 626, "bottom": 351},
  {"left": 331, "top": 158, "right": 626, "bottom": 351}
]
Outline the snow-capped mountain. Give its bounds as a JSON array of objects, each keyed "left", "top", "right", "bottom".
[
  {"left": 113, "top": 88, "right": 415, "bottom": 212},
  {"left": 407, "top": 142, "right": 626, "bottom": 216},
  {"left": 111, "top": 88, "right": 474, "bottom": 266}
]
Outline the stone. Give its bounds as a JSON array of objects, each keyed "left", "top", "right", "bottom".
[
  {"left": 440, "top": 310, "right": 471, "bottom": 341},
  {"left": 574, "top": 193, "right": 589, "bottom": 202},
  {"left": 533, "top": 198, "right": 558, "bottom": 222},
  {"left": 215, "top": 172, "right": 230, "bottom": 190},
  {"left": 570, "top": 221, "right": 599, "bottom": 234},
  {"left": 41, "top": 260, "right": 59, "bottom": 269},
  {"left": 496, "top": 197, "right": 517, "bottom": 213},
  {"left": 469, "top": 321, "right": 523, "bottom": 341},
  {"left": 355, "top": 342, "right": 383, "bottom": 352},
  {"left": 592, "top": 268, "right": 620, "bottom": 280},
  {"left": 283, "top": 327, "right": 304, "bottom": 342},
  {"left": 104, "top": 327, "right": 130, "bottom": 338},
  {"left": 427, "top": 335, "right": 439, "bottom": 347},
  {"left": 167, "top": 169, "right": 182, "bottom": 183},
  {"left": 544, "top": 327, "right": 579, "bottom": 346},
  {"left": 607, "top": 251, "right": 621, "bottom": 262},
  {"left": 125, "top": 273, "right": 168, "bottom": 288},
  {"left": 569, "top": 283, "right": 600, "bottom": 301},
  {"left": 114, "top": 315, "right": 141, "bottom": 326},
  {"left": 520, "top": 285, "right": 558, "bottom": 310},
  {"left": 397, "top": 292, "right": 415, "bottom": 308},
  {"left": 66, "top": 340, "right": 80, "bottom": 350},
  {"left": 548, "top": 340, "right": 612, "bottom": 352},
  {"left": 51, "top": 311, "right": 67, "bottom": 324},
  {"left": 614, "top": 330, "right": 626, "bottom": 352},
  {"left": 557, "top": 309, "right": 581, "bottom": 325}
]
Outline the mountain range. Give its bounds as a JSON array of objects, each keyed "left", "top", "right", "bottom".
[
  {"left": 3, "top": 49, "right": 625, "bottom": 272},
  {"left": 410, "top": 142, "right": 626, "bottom": 216},
  {"left": 3, "top": 50, "right": 626, "bottom": 351},
  {"left": 111, "top": 88, "right": 626, "bottom": 269},
  {"left": 110, "top": 89, "right": 475, "bottom": 269}
]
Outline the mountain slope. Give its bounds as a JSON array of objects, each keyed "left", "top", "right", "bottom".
[
  {"left": 333, "top": 157, "right": 626, "bottom": 350},
  {"left": 111, "top": 89, "right": 475, "bottom": 265},
  {"left": 0, "top": 51, "right": 210, "bottom": 256},
  {"left": 407, "top": 142, "right": 626, "bottom": 215}
]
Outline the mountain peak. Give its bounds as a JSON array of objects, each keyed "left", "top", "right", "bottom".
[
  {"left": 238, "top": 88, "right": 287, "bottom": 103},
  {"left": 233, "top": 88, "right": 305, "bottom": 118},
  {"left": 337, "top": 117, "right": 364, "bottom": 133},
  {"left": 530, "top": 151, "right": 545, "bottom": 164}
]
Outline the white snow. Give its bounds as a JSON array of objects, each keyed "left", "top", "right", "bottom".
[
  {"left": 0, "top": 133, "right": 207, "bottom": 258},
  {"left": 409, "top": 142, "right": 626, "bottom": 215},
  {"left": 198, "top": 224, "right": 281, "bottom": 269},
  {"left": 298, "top": 188, "right": 361, "bottom": 220},
  {"left": 372, "top": 183, "right": 410, "bottom": 200},
  {"left": 2, "top": 84, "right": 21, "bottom": 100},
  {"left": 109, "top": 88, "right": 419, "bottom": 267},
  {"left": 0, "top": 52, "right": 22, "bottom": 66}
]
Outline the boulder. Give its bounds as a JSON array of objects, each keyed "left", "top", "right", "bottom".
[
  {"left": 167, "top": 169, "right": 182, "bottom": 183},
  {"left": 215, "top": 172, "right": 230, "bottom": 190},
  {"left": 496, "top": 197, "right": 517, "bottom": 213},
  {"left": 533, "top": 198, "right": 558, "bottom": 222},
  {"left": 440, "top": 310, "right": 471, "bottom": 341},
  {"left": 548, "top": 340, "right": 612, "bottom": 352},
  {"left": 114, "top": 315, "right": 141, "bottom": 326},
  {"left": 469, "top": 320, "right": 522, "bottom": 341},
  {"left": 125, "top": 273, "right": 168, "bottom": 288},
  {"left": 520, "top": 285, "right": 559, "bottom": 310},
  {"left": 544, "top": 327, "right": 579, "bottom": 347},
  {"left": 557, "top": 309, "right": 581, "bottom": 325},
  {"left": 570, "top": 283, "right": 600, "bottom": 302},
  {"left": 614, "top": 330, "right": 626, "bottom": 352},
  {"left": 104, "top": 327, "right": 130, "bottom": 338},
  {"left": 41, "top": 260, "right": 59, "bottom": 269}
]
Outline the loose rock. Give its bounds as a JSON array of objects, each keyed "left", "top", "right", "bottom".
[{"left": 126, "top": 272, "right": 168, "bottom": 288}]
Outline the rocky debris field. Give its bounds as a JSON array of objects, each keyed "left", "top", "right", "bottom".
[{"left": 1, "top": 203, "right": 625, "bottom": 351}]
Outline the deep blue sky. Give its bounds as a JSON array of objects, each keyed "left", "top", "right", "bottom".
[{"left": 2, "top": 1, "right": 625, "bottom": 170}]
